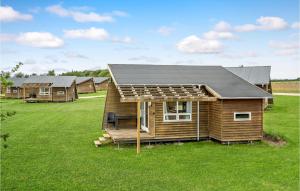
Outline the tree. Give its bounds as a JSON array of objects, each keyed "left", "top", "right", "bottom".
[
  {"left": 14, "top": 72, "right": 25, "bottom": 78},
  {"left": 0, "top": 62, "right": 23, "bottom": 148},
  {"left": 47, "top": 70, "right": 55, "bottom": 76}
]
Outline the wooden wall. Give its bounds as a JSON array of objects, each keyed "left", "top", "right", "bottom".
[
  {"left": 153, "top": 102, "right": 209, "bottom": 138},
  {"left": 95, "top": 80, "right": 108, "bottom": 91},
  {"left": 77, "top": 79, "right": 96, "bottom": 93},
  {"left": 102, "top": 82, "right": 137, "bottom": 129},
  {"left": 5, "top": 87, "right": 23, "bottom": 98},
  {"left": 208, "top": 99, "right": 263, "bottom": 142}
]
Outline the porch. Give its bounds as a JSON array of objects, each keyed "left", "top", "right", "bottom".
[{"left": 105, "top": 127, "right": 154, "bottom": 143}]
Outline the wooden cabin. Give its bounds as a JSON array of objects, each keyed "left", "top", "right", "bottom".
[
  {"left": 225, "top": 66, "right": 273, "bottom": 106},
  {"left": 93, "top": 77, "right": 109, "bottom": 91},
  {"left": 5, "top": 77, "right": 26, "bottom": 98},
  {"left": 22, "top": 76, "right": 78, "bottom": 102},
  {"left": 76, "top": 77, "right": 96, "bottom": 93},
  {"left": 102, "top": 64, "right": 272, "bottom": 145}
]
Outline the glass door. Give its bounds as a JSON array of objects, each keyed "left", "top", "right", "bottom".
[{"left": 140, "top": 102, "right": 149, "bottom": 132}]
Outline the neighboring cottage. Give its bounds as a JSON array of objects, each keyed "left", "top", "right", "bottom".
[
  {"left": 225, "top": 66, "right": 272, "bottom": 105},
  {"left": 76, "top": 77, "right": 96, "bottom": 93},
  {"left": 22, "top": 76, "right": 78, "bottom": 102},
  {"left": 101, "top": 64, "right": 272, "bottom": 148},
  {"left": 93, "top": 77, "right": 109, "bottom": 91},
  {"left": 5, "top": 77, "right": 26, "bottom": 98}
]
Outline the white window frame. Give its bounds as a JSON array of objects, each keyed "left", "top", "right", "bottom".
[
  {"left": 163, "top": 101, "right": 192, "bottom": 122},
  {"left": 39, "top": 87, "right": 50, "bottom": 96},
  {"left": 57, "top": 90, "right": 65, "bottom": 95},
  {"left": 12, "top": 89, "right": 18, "bottom": 93},
  {"left": 234, "top": 112, "right": 252, "bottom": 121},
  {"left": 6, "top": 87, "right": 11, "bottom": 93}
]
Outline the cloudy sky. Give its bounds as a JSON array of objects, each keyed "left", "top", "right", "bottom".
[{"left": 1, "top": 0, "right": 299, "bottom": 79}]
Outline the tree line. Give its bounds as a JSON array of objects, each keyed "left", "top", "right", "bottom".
[{"left": 11, "top": 69, "right": 110, "bottom": 78}]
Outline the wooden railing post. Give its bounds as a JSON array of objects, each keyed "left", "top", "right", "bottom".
[{"left": 137, "top": 101, "right": 141, "bottom": 154}]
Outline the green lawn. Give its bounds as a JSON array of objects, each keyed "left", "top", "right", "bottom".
[
  {"left": 1, "top": 96, "right": 299, "bottom": 191},
  {"left": 78, "top": 90, "right": 107, "bottom": 98}
]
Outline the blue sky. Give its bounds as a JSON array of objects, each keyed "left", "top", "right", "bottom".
[{"left": 1, "top": 0, "right": 299, "bottom": 79}]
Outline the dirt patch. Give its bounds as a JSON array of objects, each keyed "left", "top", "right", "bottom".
[{"left": 263, "top": 132, "right": 286, "bottom": 147}]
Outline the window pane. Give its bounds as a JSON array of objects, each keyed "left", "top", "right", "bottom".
[
  {"left": 179, "top": 114, "right": 191, "bottom": 120},
  {"left": 178, "top": 101, "right": 187, "bottom": 113},
  {"left": 235, "top": 113, "right": 250, "bottom": 119},
  {"left": 165, "top": 102, "right": 177, "bottom": 113},
  {"left": 165, "top": 115, "right": 176, "bottom": 120}
]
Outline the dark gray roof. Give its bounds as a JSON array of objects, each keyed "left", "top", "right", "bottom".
[
  {"left": 76, "top": 77, "right": 93, "bottom": 84},
  {"left": 23, "top": 76, "right": 76, "bottom": 87},
  {"left": 93, "top": 77, "right": 109, "bottom": 84},
  {"left": 225, "top": 66, "right": 271, "bottom": 85},
  {"left": 9, "top": 77, "right": 26, "bottom": 87},
  {"left": 108, "top": 64, "right": 272, "bottom": 99}
]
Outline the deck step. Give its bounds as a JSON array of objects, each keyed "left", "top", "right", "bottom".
[
  {"left": 99, "top": 137, "right": 107, "bottom": 142},
  {"left": 94, "top": 140, "right": 102, "bottom": 147},
  {"left": 103, "top": 134, "right": 111, "bottom": 138}
]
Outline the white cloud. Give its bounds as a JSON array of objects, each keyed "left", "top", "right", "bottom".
[
  {"left": 46, "top": 5, "right": 113, "bottom": 22},
  {"left": 214, "top": 21, "right": 232, "bottom": 32},
  {"left": 235, "top": 16, "right": 288, "bottom": 32},
  {"left": 0, "top": 33, "right": 16, "bottom": 41},
  {"left": 0, "top": 6, "right": 32, "bottom": 22},
  {"left": 112, "top": 36, "right": 133, "bottom": 43},
  {"left": 203, "top": 31, "right": 235, "bottom": 40},
  {"left": 291, "top": 22, "right": 300, "bottom": 29},
  {"left": 157, "top": 26, "right": 175, "bottom": 36},
  {"left": 64, "top": 27, "right": 109, "bottom": 40},
  {"left": 269, "top": 40, "right": 299, "bottom": 56},
  {"left": 176, "top": 35, "right": 223, "bottom": 53},
  {"left": 16, "top": 32, "right": 64, "bottom": 48},
  {"left": 235, "top": 24, "right": 258, "bottom": 32}
]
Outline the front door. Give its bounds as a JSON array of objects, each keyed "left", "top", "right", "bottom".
[{"left": 140, "top": 102, "right": 149, "bottom": 132}]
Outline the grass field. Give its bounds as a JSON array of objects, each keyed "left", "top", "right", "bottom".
[
  {"left": 78, "top": 90, "right": 107, "bottom": 98},
  {"left": 1, "top": 96, "right": 299, "bottom": 191},
  {"left": 272, "top": 81, "right": 300, "bottom": 93}
]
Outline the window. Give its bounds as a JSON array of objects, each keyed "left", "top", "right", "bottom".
[
  {"left": 57, "top": 91, "right": 65, "bottom": 95},
  {"left": 13, "top": 89, "right": 18, "bottom": 93},
  {"left": 39, "top": 87, "right": 50, "bottom": 96},
  {"left": 6, "top": 87, "right": 10, "bottom": 93},
  {"left": 163, "top": 101, "right": 192, "bottom": 122},
  {"left": 234, "top": 112, "right": 251, "bottom": 121}
]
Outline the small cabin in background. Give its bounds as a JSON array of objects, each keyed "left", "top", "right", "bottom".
[
  {"left": 102, "top": 64, "right": 272, "bottom": 145},
  {"left": 225, "top": 66, "right": 272, "bottom": 106},
  {"left": 22, "top": 76, "right": 78, "bottom": 102},
  {"left": 76, "top": 77, "right": 96, "bottom": 93},
  {"left": 5, "top": 77, "right": 26, "bottom": 99},
  {"left": 93, "top": 77, "right": 109, "bottom": 91}
]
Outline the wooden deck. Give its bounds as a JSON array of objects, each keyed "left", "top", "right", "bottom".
[
  {"left": 104, "top": 127, "right": 206, "bottom": 143},
  {"left": 105, "top": 128, "right": 154, "bottom": 143}
]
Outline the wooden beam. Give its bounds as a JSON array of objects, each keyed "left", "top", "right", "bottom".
[{"left": 137, "top": 101, "right": 141, "bottom": 154}]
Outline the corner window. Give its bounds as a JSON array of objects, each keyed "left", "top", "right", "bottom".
[
  {"left": 6, "top": 87, "right": 11, "bottom": 93},
  {"left": 234, "top": 112, "right": 251, "bottom": 121},
  {"left": 39, "top": 87, "right": 50, "bottom": 96},
  {"left": 57, "top": 91, "right": 65, "bottom": 95},
  {"left": 163, "top": 101, "right": 192, "bottom": 122}
]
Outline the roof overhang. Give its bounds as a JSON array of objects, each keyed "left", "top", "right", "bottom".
[{"left": 117, "top": 84, "right": 217, "bottom": 102}]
